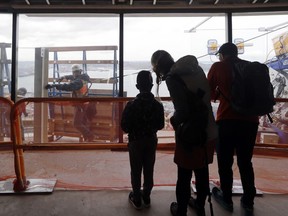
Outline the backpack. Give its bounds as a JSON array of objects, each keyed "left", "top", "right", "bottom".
[
  {"left": 220, "top": 60, "right": 275, "bottom": 117},
  {"left": 172, "top": 74, "right": 209, "bottom": 151}
]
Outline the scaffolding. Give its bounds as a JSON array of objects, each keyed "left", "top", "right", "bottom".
[
  {"left": 0, "top": 43, "right": 11, "bottom": 96},
  {"left": 46, "top": 46, "right": 119, "bottom": 97},
  {"left": 34, "top": 46, "right": 120, "bottom": 142}
]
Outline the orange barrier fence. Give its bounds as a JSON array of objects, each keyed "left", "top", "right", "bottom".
[
  {"left": 0, "top": 97, "right": 288, "bottom": 192},
  {"left": 9, "top": 97, "right": 173, "bottom": 191}
]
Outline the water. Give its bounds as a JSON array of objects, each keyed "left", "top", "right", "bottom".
[
  {"left": 17, "top": 68, "right": 170, "bottom": 98},
  {"left": 16, "top": 60, "right": 283, "bottom": 98}
]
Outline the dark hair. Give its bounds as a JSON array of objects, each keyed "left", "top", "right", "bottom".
[
  {"left": 216, "top": 42, "right": 238, "bottom": 57},
  {"left": 151, "top": 50, "right": 174, "bottom": 85},
  {"left": 136, "top": 70, "right": 153, "bottom": 92}
]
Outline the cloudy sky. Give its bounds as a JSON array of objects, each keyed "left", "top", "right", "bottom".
[
  {"left": 0, "top": 13, "right": 288, "bottom": 62},
  {"left": 1, "top": 12, "right": 288, "bottom": 96}
]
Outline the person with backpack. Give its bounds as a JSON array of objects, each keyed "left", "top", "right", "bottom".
[
  {"left": 151, "top": 51, "right": 217, "bottom": 216},
  {"left": 207, "top": 42, "right": 260, "bottom": 213},
  {"left": 45, "top": 64, "right": 95, "bottom": 142},
  {"left": 121, "top": 70, "right": 165, "bottom": 210}
]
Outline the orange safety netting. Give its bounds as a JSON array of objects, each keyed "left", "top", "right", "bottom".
[
  {"left": 0, "top": 97, "right": 288, "bottom": 194},
  {"left": 0, "top": 151, "right": 288, "bottom": 194}
]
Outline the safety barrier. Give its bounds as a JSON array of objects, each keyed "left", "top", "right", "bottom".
[
  {"left": 9, "top": 97, "right": 173, "bottom": 191},
  {"left": 1, "top": 97, "right": 287, "bottom": 192}
]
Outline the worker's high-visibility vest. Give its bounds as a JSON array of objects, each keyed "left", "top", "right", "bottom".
[{"left": 73, "top": 80, "right": 89, "bottom": 98}]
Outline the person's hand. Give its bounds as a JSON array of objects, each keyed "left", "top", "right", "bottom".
[
  {"left": 45, "top": 84, "right": 55, "bottom": 89},
  {"left": 56, "top": 76, "right": 65, "bottom": 82}
]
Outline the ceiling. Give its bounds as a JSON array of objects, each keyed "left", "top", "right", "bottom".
[{"left": 1, "top": 0, "right": 288, "bottom": 13}]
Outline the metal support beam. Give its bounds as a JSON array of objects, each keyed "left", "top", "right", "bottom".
[
  {"left": 184, "top": 17, "right": 212, "bottom": 33},
  {"left": 11, "top": 13, "right": 18, "bottom": 102},
  {"left": 226, "top": 12, "right": 233, "bottom": 43}
]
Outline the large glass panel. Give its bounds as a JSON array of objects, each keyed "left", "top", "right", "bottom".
[
  {"left": 124, "top": 14, "right": 226, "bottom": 142},
  {"left": 124, "top": 14, "right": 226, "bottom": 97},
  {"left": 17, "top": 14, "right": 119, "bottom": 98},
  {"left": 233, "top": 12, "right": 288, "bottom": 145},
  {"left": 232, "top": 12, "right": 288, "bottom": 98},
  {"left": 17, "top": 14, "right": 119, "bottom": 143},
  {"left": 0, "top": 14, "right": 12, "bottom": 98}
]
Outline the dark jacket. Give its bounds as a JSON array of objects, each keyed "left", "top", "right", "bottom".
[
  {"left": 166, "top": 55, "right": 217, "bottom": 169},
  {"left": 56, "top": 74, "right": 91, "bottom": 97},
  {"left": 121, "top": 92, "right": 164, "bottom": 141}
]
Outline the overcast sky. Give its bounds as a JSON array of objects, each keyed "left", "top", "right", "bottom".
[{"left": 0, "top": 13, "right": 288, "bottom": 62}]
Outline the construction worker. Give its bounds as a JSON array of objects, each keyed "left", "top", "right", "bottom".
[{"left": 45, "top": 64, "right": 95, "bottom": 141}]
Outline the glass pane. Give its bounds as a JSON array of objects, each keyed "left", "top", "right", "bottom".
[
  {"left": 124, "top": 14, "right": 226, "bottom": 141},
  {"left": 17, "top": 14, "right": 119, "bottom": 98},
  {"left": 233, "top": 12, "right": 288, "bottom": 145},
  {"left": 232, "top": 12, "right": 288, "bottom": 98},
  {"left": 0, "top": 14, "right": 12, "bottom": 98},
  {"left": 124, "top": 14, "right": 226, "bottom": 97}
]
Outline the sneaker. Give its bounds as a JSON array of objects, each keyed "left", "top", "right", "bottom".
[
  {"left": 188, "top": 197, "right": 206, "bottom": 216},
  {"left": 141, "top": 192, "right": 151, "bottom": 208},
  {"left": 170, "top": 202, "right": 178, "bottom": 216},
  {"left": 212, "top": 187, "right": 233, "bottom": 212},
  {"left": 240, "top": 197, "right": 254, "bottom": 212},
  {"left": 128, "top": 192, "right": 142, "bottom": 210}
]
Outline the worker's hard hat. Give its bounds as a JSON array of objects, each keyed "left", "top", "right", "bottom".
[
  {"left": 17, "top": 87, "right": 27, "bottom": 96},
  {"left": 71, "top": 64, "right": 83, "bottom": 73}
]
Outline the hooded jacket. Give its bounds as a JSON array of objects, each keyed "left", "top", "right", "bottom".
[{"left": 165, "top": 55, "right": 217, "bottom": 169}]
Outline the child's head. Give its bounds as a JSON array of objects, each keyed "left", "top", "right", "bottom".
[{"left": 136, "top": 70, "right": 153, "bottom": 92}]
